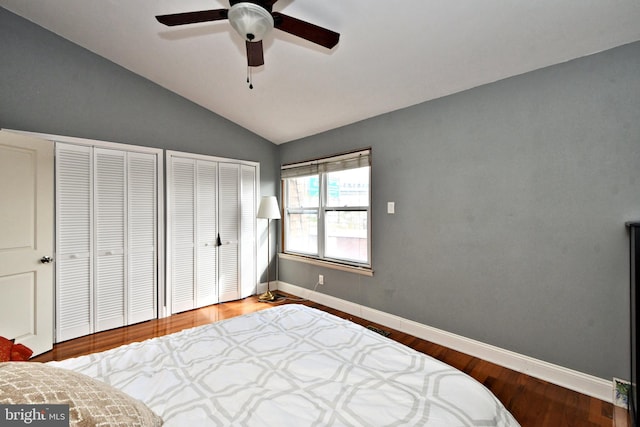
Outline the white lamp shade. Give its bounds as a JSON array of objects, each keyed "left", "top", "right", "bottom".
[
  {"left": 257, "top": 196, "right": 281, "bottom": 219},
  {"left": 228, "top": 2, "right": 274, "bottom": 42}
]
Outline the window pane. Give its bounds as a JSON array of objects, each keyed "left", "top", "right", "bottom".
[
  {"left": 286, "top": 212, "right": 318, "bottom": 255},
  {"left": 326, "top": 167, "right": 370, "bottom": 207},
  {"left": 325, "top": 211, "right": 368, "bottom": 263},
  {"left": 286, "top": 176, "right": 319, "bottom": 208}
]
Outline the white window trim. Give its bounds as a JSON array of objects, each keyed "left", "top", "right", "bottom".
[
  {"left": 282, "top": 149, "right": 372, "bottom": 271},
  {"left": 279, "top": 252, "right": 374, "bottom": 276}
]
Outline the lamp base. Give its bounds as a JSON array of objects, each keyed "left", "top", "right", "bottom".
[{"left": 258, "top": 290, "right": 276, "bottom": 302}]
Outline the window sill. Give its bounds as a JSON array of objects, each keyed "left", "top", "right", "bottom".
[{"left": 279, "top": 253, "right": 374, "bottom": 277}]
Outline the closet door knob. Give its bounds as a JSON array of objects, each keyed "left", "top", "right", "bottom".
[{"left": 40, "top": 256, "right": 53, "bottom": 264}]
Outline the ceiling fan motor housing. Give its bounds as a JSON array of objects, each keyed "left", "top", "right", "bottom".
[{"left": 228, "top": 2, "right": 274, "bottom": 42}]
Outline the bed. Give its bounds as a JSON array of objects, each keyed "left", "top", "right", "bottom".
[{"left": 4, "top": 304, "right": 520, "bottom": 426}]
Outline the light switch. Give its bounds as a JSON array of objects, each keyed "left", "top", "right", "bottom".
[{"left": 387, "top": 202, "right": 395, "bottom": 214}]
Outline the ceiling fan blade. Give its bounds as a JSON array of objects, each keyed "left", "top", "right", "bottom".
[
  {"left": 262, "top": 0, "right": 279, "bottom": 9},
  {"left": 246, "top": 41, "right": 265, "bottom": 67},
  {"left": 272, "top": 12, "right": 339, "bottom": 49},
  {"left": 229, "top": 0, "right": 279, "bottom": 10},
  {"left": 156, "top": 9, "right": 228, "bottom": 26}
]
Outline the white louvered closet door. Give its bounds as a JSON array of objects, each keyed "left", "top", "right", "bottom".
[
  {"left": 196, "top": 160, "right": 218, "bottom": 307},
  {"left": 218, "top": 163, "right": 240, "bottom": 303},
  {"left": 170, "top": 157, "right": 196, "bottom": 314},
  {"left": 168, "top": 152, "right": 257, "bottom": 313},
  {"left": 55, "top": 144, "right": 93, "bottom": 342},
  {"left": 128, "top": 152, "right": 158, "bottom": 324},
  {"left": 56, "top": 143, "right": 159, "bottom": 341},
  {"left": 240, "top": 164, "right": 257, "bottom": 298},
  {"left": 94, "top": 148, "right": 126, "bottom": 332}
]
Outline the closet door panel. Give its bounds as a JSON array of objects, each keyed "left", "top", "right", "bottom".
[
  {"left": 128, "top": 152, "right": 158, "bottom": 323},
  {"left": 218, "top": 163, "right": 239, "bottom": 302},
  {"left": 55, "top": 144, "right": 93, "bottom": 342},
  {"left": 170, "top": 157, "right": 196, "bottom": 313},
  {"left": 240, "top": 165, "right": 257, "bottom": 298},
  {"left": 94, "top": 148, "right": 126, "bottom": 332},
  {"left": 95, "top": 255, "right": 125, "bottom": 331},
  {"left": 129, "top": 252, "right": 156, "bottom": 322},
  {"left": 57, "top": 259, "right": 91, "bottom": 341},
  {"left": 196, "top": 160, "right": 218, "bottom": 307}
]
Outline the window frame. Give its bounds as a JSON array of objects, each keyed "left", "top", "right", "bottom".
[{"left": 281, "top": 149, "right": 372, "bottom": 271}]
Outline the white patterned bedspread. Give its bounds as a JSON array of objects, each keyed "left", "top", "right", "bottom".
[{"left": 49, "top": 304, "right": 520, "bottom": 426}]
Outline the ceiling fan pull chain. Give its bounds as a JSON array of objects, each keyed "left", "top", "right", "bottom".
[{"left": 247, "top": 66, "right": 254, "bottom": 89}]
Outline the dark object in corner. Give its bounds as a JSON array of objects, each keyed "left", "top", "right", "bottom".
[
  {"left": 366, "top": 325, "right": 391, "bottom": 337},
  {"left": 259, "top": 293, "right": 285, "bottom": 303},
  {"left": 628, "top": 222, "right": 640, "bottom": 427}
]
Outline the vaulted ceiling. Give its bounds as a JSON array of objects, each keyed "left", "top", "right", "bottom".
[{"left": 2, "top": 1, "right": 640, "bottom": 144}]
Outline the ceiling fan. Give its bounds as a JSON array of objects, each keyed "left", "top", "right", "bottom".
[{"left": 155, "top": 1, "right": 340, "bottom": 70}]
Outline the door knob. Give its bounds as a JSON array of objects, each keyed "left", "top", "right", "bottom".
[{"left": 40, "top": 256, "right": 53, "bottom": 264}]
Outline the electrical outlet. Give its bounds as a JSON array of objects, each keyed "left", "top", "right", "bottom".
[{"left": 318, "top": 274, "right": 324, "bottom": 285}]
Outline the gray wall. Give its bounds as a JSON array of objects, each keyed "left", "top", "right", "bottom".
[
  {"left": 279, "top": 41, "right": 640, "bottom": 381},
  {"left": 0, "top": 8, "right": 279, "bottom": 195}
]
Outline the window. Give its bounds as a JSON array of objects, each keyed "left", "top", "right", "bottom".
[{"left": 282, "top": 149, "right": 371, "bottom": 269}]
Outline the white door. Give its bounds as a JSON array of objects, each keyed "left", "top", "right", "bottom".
[
  {"left": 0, "top": 131, "right": 54, "bottom": 356},
  {"left": 169, "top": 157, "right": 196, "bottom": 314},
  {"left": 240, "top": 164, "right": 257, "bottom": 298},
  {"left": 127, "top": 152, "right": 159, "bottom": 324},
  {"left": 167, "top": 153, "right": 256, "bottom": 312},
  {"left": 55, "top": 143, "right": 93, "bottom": 341},
  {"left": 196, "top": 160, "right": 218, "bottom": 307},
  {"left": 218, "top": 163, "right": 240, "bottom": 303},
  {"left": 94, "top": 148, "right": 126, "bottom": 332},
  {"left": 56, "top": 143, "right": 160, "bottom": 341},
  {"left": 168, "top": 156, "right": 220, "bottom": 313}
]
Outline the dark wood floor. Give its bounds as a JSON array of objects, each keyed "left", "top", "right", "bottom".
[{"left": 33, "top": 294, "right": 627, "bottom": 427}]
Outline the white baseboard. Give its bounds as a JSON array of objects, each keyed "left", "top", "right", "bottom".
[{"left": 275, "top": 281, "right": 614, "bottom": 404}]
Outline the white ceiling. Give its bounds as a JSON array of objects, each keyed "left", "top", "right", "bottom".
[{"left": 3, "top": 1, "right": 640, "bottom": 144}]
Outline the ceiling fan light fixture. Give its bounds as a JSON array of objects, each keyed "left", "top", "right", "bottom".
[{"left": 228, "top": 2, "right": 274, "bottom": 42}]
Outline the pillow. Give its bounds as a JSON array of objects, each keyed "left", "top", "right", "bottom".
[
  {"left": 0, "top": 337, "right": 11, "bottom": 362},
  {"left": 10, "top": 343, "right": 33, "bottom": 361},
  {"left": 0, "top": 362, "right": 162, "bottom": 427},
  {"left": 0, "top": 337, "right": 33, "bottom": 361}
]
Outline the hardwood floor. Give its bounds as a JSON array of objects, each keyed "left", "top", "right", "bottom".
[{"left": 32, "top": 294, "right": 627, "bottom": 427}]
